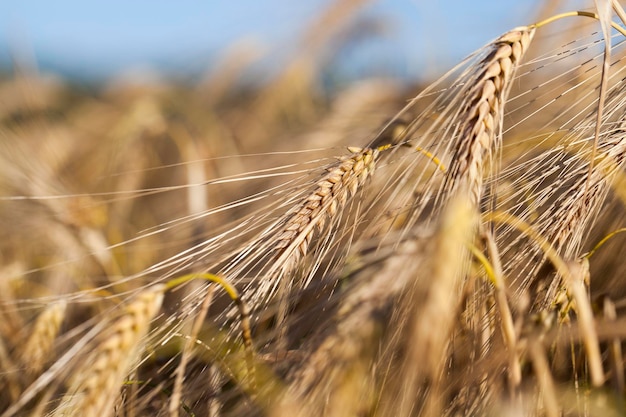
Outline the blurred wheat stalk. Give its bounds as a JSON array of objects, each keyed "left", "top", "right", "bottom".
[{"left": 1, "top": 1, "right": 626, "bottom": 416}]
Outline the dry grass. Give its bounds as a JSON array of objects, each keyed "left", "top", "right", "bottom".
[{"left": 1, "top": 1, "right": 626, "bottom": 416}]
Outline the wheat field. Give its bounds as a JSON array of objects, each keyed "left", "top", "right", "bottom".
[{"left": 1, "top": 1, "right": 626, "bottom": 416}]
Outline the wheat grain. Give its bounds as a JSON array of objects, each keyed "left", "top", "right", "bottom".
[
  {"left": 249, "top": 146, "right": 381, "bottom": 351},
  {"left": 208, "top": 145, "right": 381, "bottom": 311},
  {"left": 20, "top": 301, "right": 67, "bottom": 376},
  {"left": 356, "top": 27, "right": 535, "bottom": 237},
  {"left": 53, "top": 286, "right": 163, "bottom": 417}
]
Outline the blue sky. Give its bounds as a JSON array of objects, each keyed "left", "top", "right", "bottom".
[{"left": 0, "top": 1, "right": 545, "bottom": 82}]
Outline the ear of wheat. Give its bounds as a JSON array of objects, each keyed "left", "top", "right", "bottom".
[
  {"left": 20, "top": 301, "right": 67, "bottom": 377},
  {"left": 496, "top": 85, "right": 626, "bottom": 308},
  {"left": 357, "top": 27, "right": 534, "bottom": 239},
  {"left": 52, "top": 286, "right": 163, "bottom": 417},
  {"left": 271, "top": 146, "right": 379, "bottom": 279},
  {"left": 446, "top": 27, "right": 534, "bottom": 206},
  {"left": 205, "top": 146, "right": 381, "bottom": 312}
]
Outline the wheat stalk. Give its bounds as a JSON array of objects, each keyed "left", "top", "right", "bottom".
[
  {"left": 406, "top": 195, "right": 475, "bottom": 414},
  {"left": 52, "top": 286, "right": 163, "bottom": 417}
]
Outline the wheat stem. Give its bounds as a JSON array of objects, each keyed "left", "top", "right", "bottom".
[
  {"left": 483, "top": 231, "right": 521, "bottom": 397},
  {"left": 489, "top": 211, "right": 604, "bottom": 386}
]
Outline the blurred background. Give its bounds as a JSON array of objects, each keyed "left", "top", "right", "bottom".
[{"left": 0, "top": 0, "right": 547, "bottom": 85}]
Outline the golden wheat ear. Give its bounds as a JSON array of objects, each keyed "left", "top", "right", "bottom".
[
  {"left": 361, "top": 27, "right": 535, "bottom": 237},
  {"left": 20, "top": 301, "right": 67, "bottom": 377},
  {"left": 52, "top": 286, "right": 163, "bottom": 417},
  {"left": 271, "top": 146, "right": 379, "bottom": 277},
  {"left": 220, "top": 146, "right": 382, "bottom": 311},
  {"left": 232, "top": 146, "right": 381, "bottom": 352},
  {"left": 446, "top": 27, "right": 534, "bottom": 206}
]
